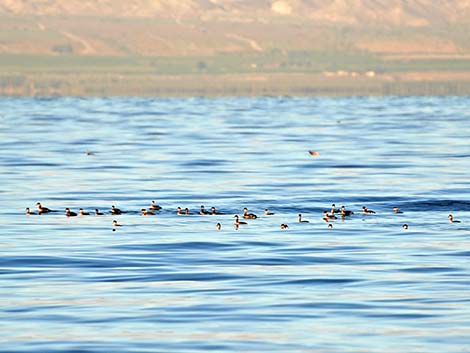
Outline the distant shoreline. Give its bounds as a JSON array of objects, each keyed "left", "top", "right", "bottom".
[{"left": 1, "top": 72, "right": 470, "bottom": 97}]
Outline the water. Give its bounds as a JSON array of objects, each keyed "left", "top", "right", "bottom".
[{"left": 0, "top": 96, "right": 469, "bottom": 352}]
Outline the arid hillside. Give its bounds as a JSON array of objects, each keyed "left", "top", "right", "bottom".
[
  {"left": 1, "top": 0, "right": 470, "bottom": 26},
  {"left": 0, "top": 0, "right": 469, "bottom": 56}
]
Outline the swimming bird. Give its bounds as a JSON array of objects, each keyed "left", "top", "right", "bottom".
[
  {"left": 298, "top": 214, "right": 309, "bottom": 223},
  {"left": 362, "top": 206, "right": 376, "bottom": 214},
  {"left": 200, "top": 205, "right": 211, "bottom": 215},
  {"left": 264, "top": 209, "right": 274, "bottom": 215},
  {"left": 95, "top": 209, "right": 104, "bottom": 215},
  {"left": 211, "top": 206, "right": 223, "bottom": 215},
  {"left": 280, "top": 223, "right": 289, "bottom": 229},
  {"left": 79, "top": 208, "right": 90, "bottom": 216},
  {"left": 323, "top": 211, "right": 337, "bottom": 222},
  {"left": 328, "top": 224, "right": 333, "bottom": 229},
  {"left": 25, "top": 207, "right": 36, "bottom": 215},
  {"left": 177, "top": 207, "right": 183, "bottom": 215},
  {"left": 330, "top": 204, "right": 341, "bottom": 215},
  {"left": 149, "top": 201, "right": 162, "bottom": 211},
  {"left": 243, "top": 207, "right": 257, "bottom": 219},
  {"left": 141, "top": 208, "right": 155, "bottom": 216},
  {"left": 448, "top": 214, "right": 461, "bottom": 223},
  {"left": 112, "top": 220, "right": 122, "bottom": 227},
  {"left": 65, "top": 208, "right": 77, "bottom": 217},
  {"left": 234, "top": 215, "right": 247, "bottom": 225},
  {"left": 111, "top": 205, "right": 122, "bottom": 215},
  {"left": 36, "top": 202, "right": 51, "bottom": 214},
  {"left": 340, "top": 206, "right": 354, "bottom": 217},
  {"left": 184, "top": 208, "right": 191, "bottom": 215},
  {"left": 216, "top": 223, "right": 222, "bottom": 230},
  {"left": 402, "top": 224, "right": 409, "bottom": 229},
  {"left": 393, "top": 207, "right": 403, "bottom": 214},
  {"left": 309, "top": 151, "right": 320, "bottom": 156}
]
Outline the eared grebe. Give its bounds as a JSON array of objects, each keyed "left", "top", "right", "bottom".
[
  {"left": 141, "top": 208, "right": 155, "bottom": 216},
  {"left": 340, "top": 206, "right": 354, "bottom": 216},
  {"left": 234, "top": 215, "right": 247, "bottom": 225},
  {"left": 111, "top": 205, "right": 122, "bottom": 215},
  {"left": 65, "top": 208, "right": 77, "bottom": 217},
  {"left": 79, "top": 208, "right": 90, "bottom": 216},
  {"left": 362, "top": 206, "right": 376, "bottom": 214},
  {"left": 448, "top": 214, "right": 461, "bottom": 223},
  {"left": 200, "top": 205, "right": 211, "bottom": 215},
  {"left": 298, "top": 214, "right": 309, "bottom": 223},
  {"left": 36, "top": 202, "right": 51, "bottom": 214},
  {"left": 150, "top": 201, "right": 162, "bottom": 210},
  {"left": 243, "top": 208, "right": 257, "bottom": 219}
]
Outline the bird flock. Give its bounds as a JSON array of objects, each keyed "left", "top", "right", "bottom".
[{"left": 26, "top": 202, "right": 462, "bottom": 231}]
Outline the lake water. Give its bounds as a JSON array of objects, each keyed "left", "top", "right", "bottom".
[{"left": 0, "top": 96, "right": 469, "bottom": 352}]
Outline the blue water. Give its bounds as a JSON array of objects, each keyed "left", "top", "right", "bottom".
[{"left": 0, "top": 96, "right": 469, "bottom": 352}]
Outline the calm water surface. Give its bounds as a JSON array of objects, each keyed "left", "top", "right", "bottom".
[{"left": 0, "top": 96, "right": 469, "bottom": 352}]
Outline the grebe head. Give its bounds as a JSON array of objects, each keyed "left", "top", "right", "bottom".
[
  {"left": 328, "top": 224, "right": 333, "bottom": 229},
  {"left": 216, "top": 223, "right": 221, "bottom": 230},
  {"left": 403, "top": 224, "right": 408, "bottom": 229}
]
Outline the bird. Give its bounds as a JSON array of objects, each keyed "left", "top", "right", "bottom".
[
  {"left": 216, "top": 223, "right": 222, "bottom": 230},
  {"left": 402, "top": 224, "right": 409, "bottom": 229},
  {"left": 184, "top": 208, "right": 191, "bottom": 215},
  {"left": 36, "top": 202, "right": 51, "bottom": 214},
  {"left": 298, "top": 214, "right": 309, "bottom": 223},
  {"left": 149, "top": 201, "right": 162, "bottom": 211},
  {"left": 141, "top": 208, "right": 155, "bottom": 216},
  {"left": 340, "top": 206, "right": 354, "bottom": 217},
  {"left": 243, "top": 207, "right": 257, "bottom": 219},
  {"left": 362, "top": 206, "right": 376, "bottom": 214},
  {"left": 393, "top": 207, "right": 403, "bottom": 214},
  {"left": 328, "top": 224, "right": 334, "bottom": 229},
  {"left": 330, "top": 204, "right": 340, "bottom": 215},
  {"left": 65, "top": 208, "right": 77, "bottom": 217},
  {"left": 112, "top": 220, "right": 122, "bottom": 227},
  {"left": 280, "top": 224, "right": 289, "bottom": 229},
  {"left": 264, "top": 209, "right": 274, "bottom": 215},
  {"left": 323, "top": 211, "right": 337, "bottom": 222},
  {"left": 111, "top": 205, "right": 122, "bottom": 215},
  {"left": 448, "top": 214, "right": 461, "bottom": 223},
  {"left": 234, "top": 215, "right": 247, "bottom": 225},
  {"left": 177, "top": 207, "right": 183, "bottom": 215},
  {"left": 199, "top": 205, "right": 211, "bottom": 215},
  {"left": 211, "top": 206, "right": 223, "bottom": 215},
  {"left": 79, "top": 208, "right": 90, "bottom": 216},
  {"left": 25, "top": 207, "right": 36, "bottom": 215},
  {"left": 308, "top": 151, "right": 320, "bottom": 156},
  {"left": 95, "top": 209, "right": 104, "bottom": 215}
]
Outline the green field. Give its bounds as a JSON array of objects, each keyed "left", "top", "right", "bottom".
[{"left": 1, "top": 51, "right": 470, "bottom": 96}]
